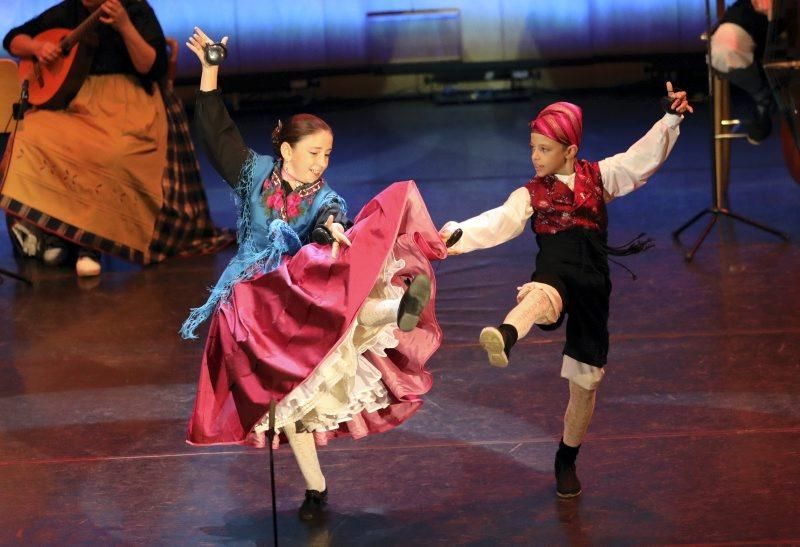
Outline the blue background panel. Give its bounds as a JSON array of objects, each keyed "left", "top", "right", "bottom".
[{"left": 1, "top": 1, "right": 719, "bottom": 77}]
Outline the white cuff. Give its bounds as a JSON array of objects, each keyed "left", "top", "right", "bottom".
[{"left": 661, "top": 112, "right": 683, "bottom": 129}]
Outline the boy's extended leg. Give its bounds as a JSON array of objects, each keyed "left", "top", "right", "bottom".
[
  {"left": 555, "top": 363, "right": 602, "bottom": 498},
  {"left": 480, "top": 283, "right": 561, "bottom": 367}
]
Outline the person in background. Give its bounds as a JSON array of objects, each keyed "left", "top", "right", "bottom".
[
  {"left": 710, "top": 0, "right": 774, "bottom": 144},
  {"left": 2, "top": 0, "right": 232, "bottom": 277}
]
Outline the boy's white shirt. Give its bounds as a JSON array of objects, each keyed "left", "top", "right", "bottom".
[{"left": 445, "top": 113, "right": 683, "bottom": 254}]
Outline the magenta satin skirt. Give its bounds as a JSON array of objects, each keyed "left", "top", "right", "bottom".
[{"left": 187, "top": 181, "right": 447, "bottom": 446}]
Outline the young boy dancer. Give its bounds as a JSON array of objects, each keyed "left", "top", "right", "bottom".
[{"left": 439, "top": 83, "right": 693, "bottom": 497}]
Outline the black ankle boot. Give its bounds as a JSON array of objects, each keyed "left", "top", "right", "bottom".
[
  {"left": 726, "top": 64, "right": 775, "bottom": 144},
  {"left": 746, "top": 94, "right": 774, "bottom": 145},
  {"left": 397, "top": 274, "right": 431, "bottom": 332},
  {"left": 555, "top": 440, "right": 582, "bottom": 498},
  {"left": 298, "top": 488, "right": 328, "bottom": 521}
]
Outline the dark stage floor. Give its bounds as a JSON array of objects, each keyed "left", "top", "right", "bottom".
[{"left": 1, "top": 89, "right": 799, "bottom": 545}]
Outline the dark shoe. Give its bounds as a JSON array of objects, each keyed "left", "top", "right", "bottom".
[
  {"left": 298, "top": 489, "right": 328, "bottom": 521},
  {"left": 725, "top": 64, "right": 774, "bottom": 145},
  {"left": 746, "top": 102, "right": 773, "bottom": 145},
  {"left": 397, "top": 274, "right": 431, "bottom": 332},
  {"left": 555, "top": 459, "right": 582, "bottom": 499}
]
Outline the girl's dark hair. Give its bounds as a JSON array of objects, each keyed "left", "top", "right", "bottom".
[{"left": 271, "top": 114, "right": 333, "bottom": 157}]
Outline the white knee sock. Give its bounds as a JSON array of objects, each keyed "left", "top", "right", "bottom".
[
  {"left": 563, "top": 380, "right": 597, "bottom": 447},
  {"left": 283, "top": 422, "right": 326, "bottom": 492},
  {"left": 357, "top": 297, "right": 401, "bottom": 327},
  {"left": 503, "top": 288, "right": 557, "bottom": 339}
]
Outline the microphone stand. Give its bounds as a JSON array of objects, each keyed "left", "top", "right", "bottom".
[
  {"left": 0, "top": 80, "right": 32, "bottom": 286},
  {"left": 266, "top": 400, "right": 279, "bottom": 546}
]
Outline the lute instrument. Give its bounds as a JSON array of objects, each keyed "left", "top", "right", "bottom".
[{"left": 18, "top": 0, "right": 138, "bottom": 110}]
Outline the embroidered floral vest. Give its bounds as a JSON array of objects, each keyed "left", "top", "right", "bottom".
[{"left": 525, "top": 159, "right": 608, "bottom": 235}]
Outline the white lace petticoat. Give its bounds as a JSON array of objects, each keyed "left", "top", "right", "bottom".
[{"left": 252, "top": 254, "right": 406, "bottom": 436}]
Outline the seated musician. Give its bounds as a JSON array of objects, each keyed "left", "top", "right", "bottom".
[
  {"left": 710, "top": 0, "right": 774, "bottom": 144},
  {"left": 2, "top": 0, "right": 232, "bottom": 276}
]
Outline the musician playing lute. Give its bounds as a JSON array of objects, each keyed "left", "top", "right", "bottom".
[{"left": 2, "top": 1, "right": 230, "bottom": 277}]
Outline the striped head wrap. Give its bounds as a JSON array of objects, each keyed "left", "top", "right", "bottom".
[{"left": 529, "top": 101, "right": 583, "bottom": 147}]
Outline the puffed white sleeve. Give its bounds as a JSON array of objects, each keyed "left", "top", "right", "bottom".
[
  {"left": 442, "top": 187, "right": 533, "bottom": 254},
  {"left": 599, "top": 113, "right": 682, "bottom": 202}
]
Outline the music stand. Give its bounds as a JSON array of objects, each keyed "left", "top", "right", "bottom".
[{"left": 672, "top": 0, "right": 789, "bottom": 262}]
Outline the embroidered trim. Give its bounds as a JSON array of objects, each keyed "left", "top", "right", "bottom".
[{"left": 262, "top": 168, "right": 325, "bottom": 222}]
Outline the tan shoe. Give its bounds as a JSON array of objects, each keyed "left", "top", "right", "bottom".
[
  {"left": 479, "top": 327, "right": 509, "bottom": 368},
  {"left": 76, "top": 255, "right": 101, "bottom": 277}
]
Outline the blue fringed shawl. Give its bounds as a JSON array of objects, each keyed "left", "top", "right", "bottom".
[{"left": 181, "top": 152, "right": 347, "bottom": 339}]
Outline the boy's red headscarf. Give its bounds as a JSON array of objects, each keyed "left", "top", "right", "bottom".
[{"left": 529, "top": 102, "right": 583, "bottom": 147}]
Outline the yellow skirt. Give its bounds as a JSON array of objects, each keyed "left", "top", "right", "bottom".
[{"left": 1, "top": 74, "right": 167, "bottom": 256}]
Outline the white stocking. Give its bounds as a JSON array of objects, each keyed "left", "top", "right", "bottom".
[
  {"left": 283, "top": 421, "right": 326, "bottom": 492},
  {"left": 503, "top": 284, "right": 560, "bottom": 339},
  {"left": 563, "top": 380, "right": 596, "bottom": 447},
  {"left": 357, "top": 297, "right": 401, "bottom": 327}
]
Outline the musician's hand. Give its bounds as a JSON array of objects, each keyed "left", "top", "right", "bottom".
[
  {"left": 186, "top": 27, "right": 229, "bottom": 69},
  {"left": 99, "top": 0, "right": 132, "bottom": 32},
  {"left": 325, "top": 215, "right": 351, "bottom": 259},
  {"left": 666, "top": 81, "right": 694, "bottom": 115},
  {"left": 34, "top": 40, "right": 61, "bottom": 64}
]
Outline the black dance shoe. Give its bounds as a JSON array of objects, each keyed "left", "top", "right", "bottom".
[
  {"left": 397, "top": 274, "right": 431, "bottom": 332},
  {"left": 555, "top": 458, "right": 582, "bottom": 499},
  {"left": 298, "top": 488, "right": 328, "bottom": 521},
  {"left": 746, "top": 101, "right": 773, "bottom": 145}
]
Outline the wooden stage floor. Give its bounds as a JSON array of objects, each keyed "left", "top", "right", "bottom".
[{"left": 1, "top": 90, "right": 798, "bottom": 545}]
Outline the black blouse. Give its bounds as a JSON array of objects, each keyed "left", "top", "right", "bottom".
[
  {"left": 194, "top": 89, "right": 351, "bottom": 238},
  {"left": 3, "top": 0, "right": 167, "bottom": 85}
]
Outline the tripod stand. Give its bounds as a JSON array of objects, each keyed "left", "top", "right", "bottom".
[
  {"left": 0, "top": 265, "right": 31, "bottom": 285},
  {"left": 672, "top": 0, "right": 789, "bottom": 261}
]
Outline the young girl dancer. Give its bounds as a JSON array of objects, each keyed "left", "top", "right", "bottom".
[
  {"left": 439, "top": 84, "right": 693, "bottom": 498},
  {"left": 183, "top": 28, "right": 446, "bottom": 520}
]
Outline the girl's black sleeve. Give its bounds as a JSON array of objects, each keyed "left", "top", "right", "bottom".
[{"left": 194, "top": 89, "right": 250, "bottom": 187}]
